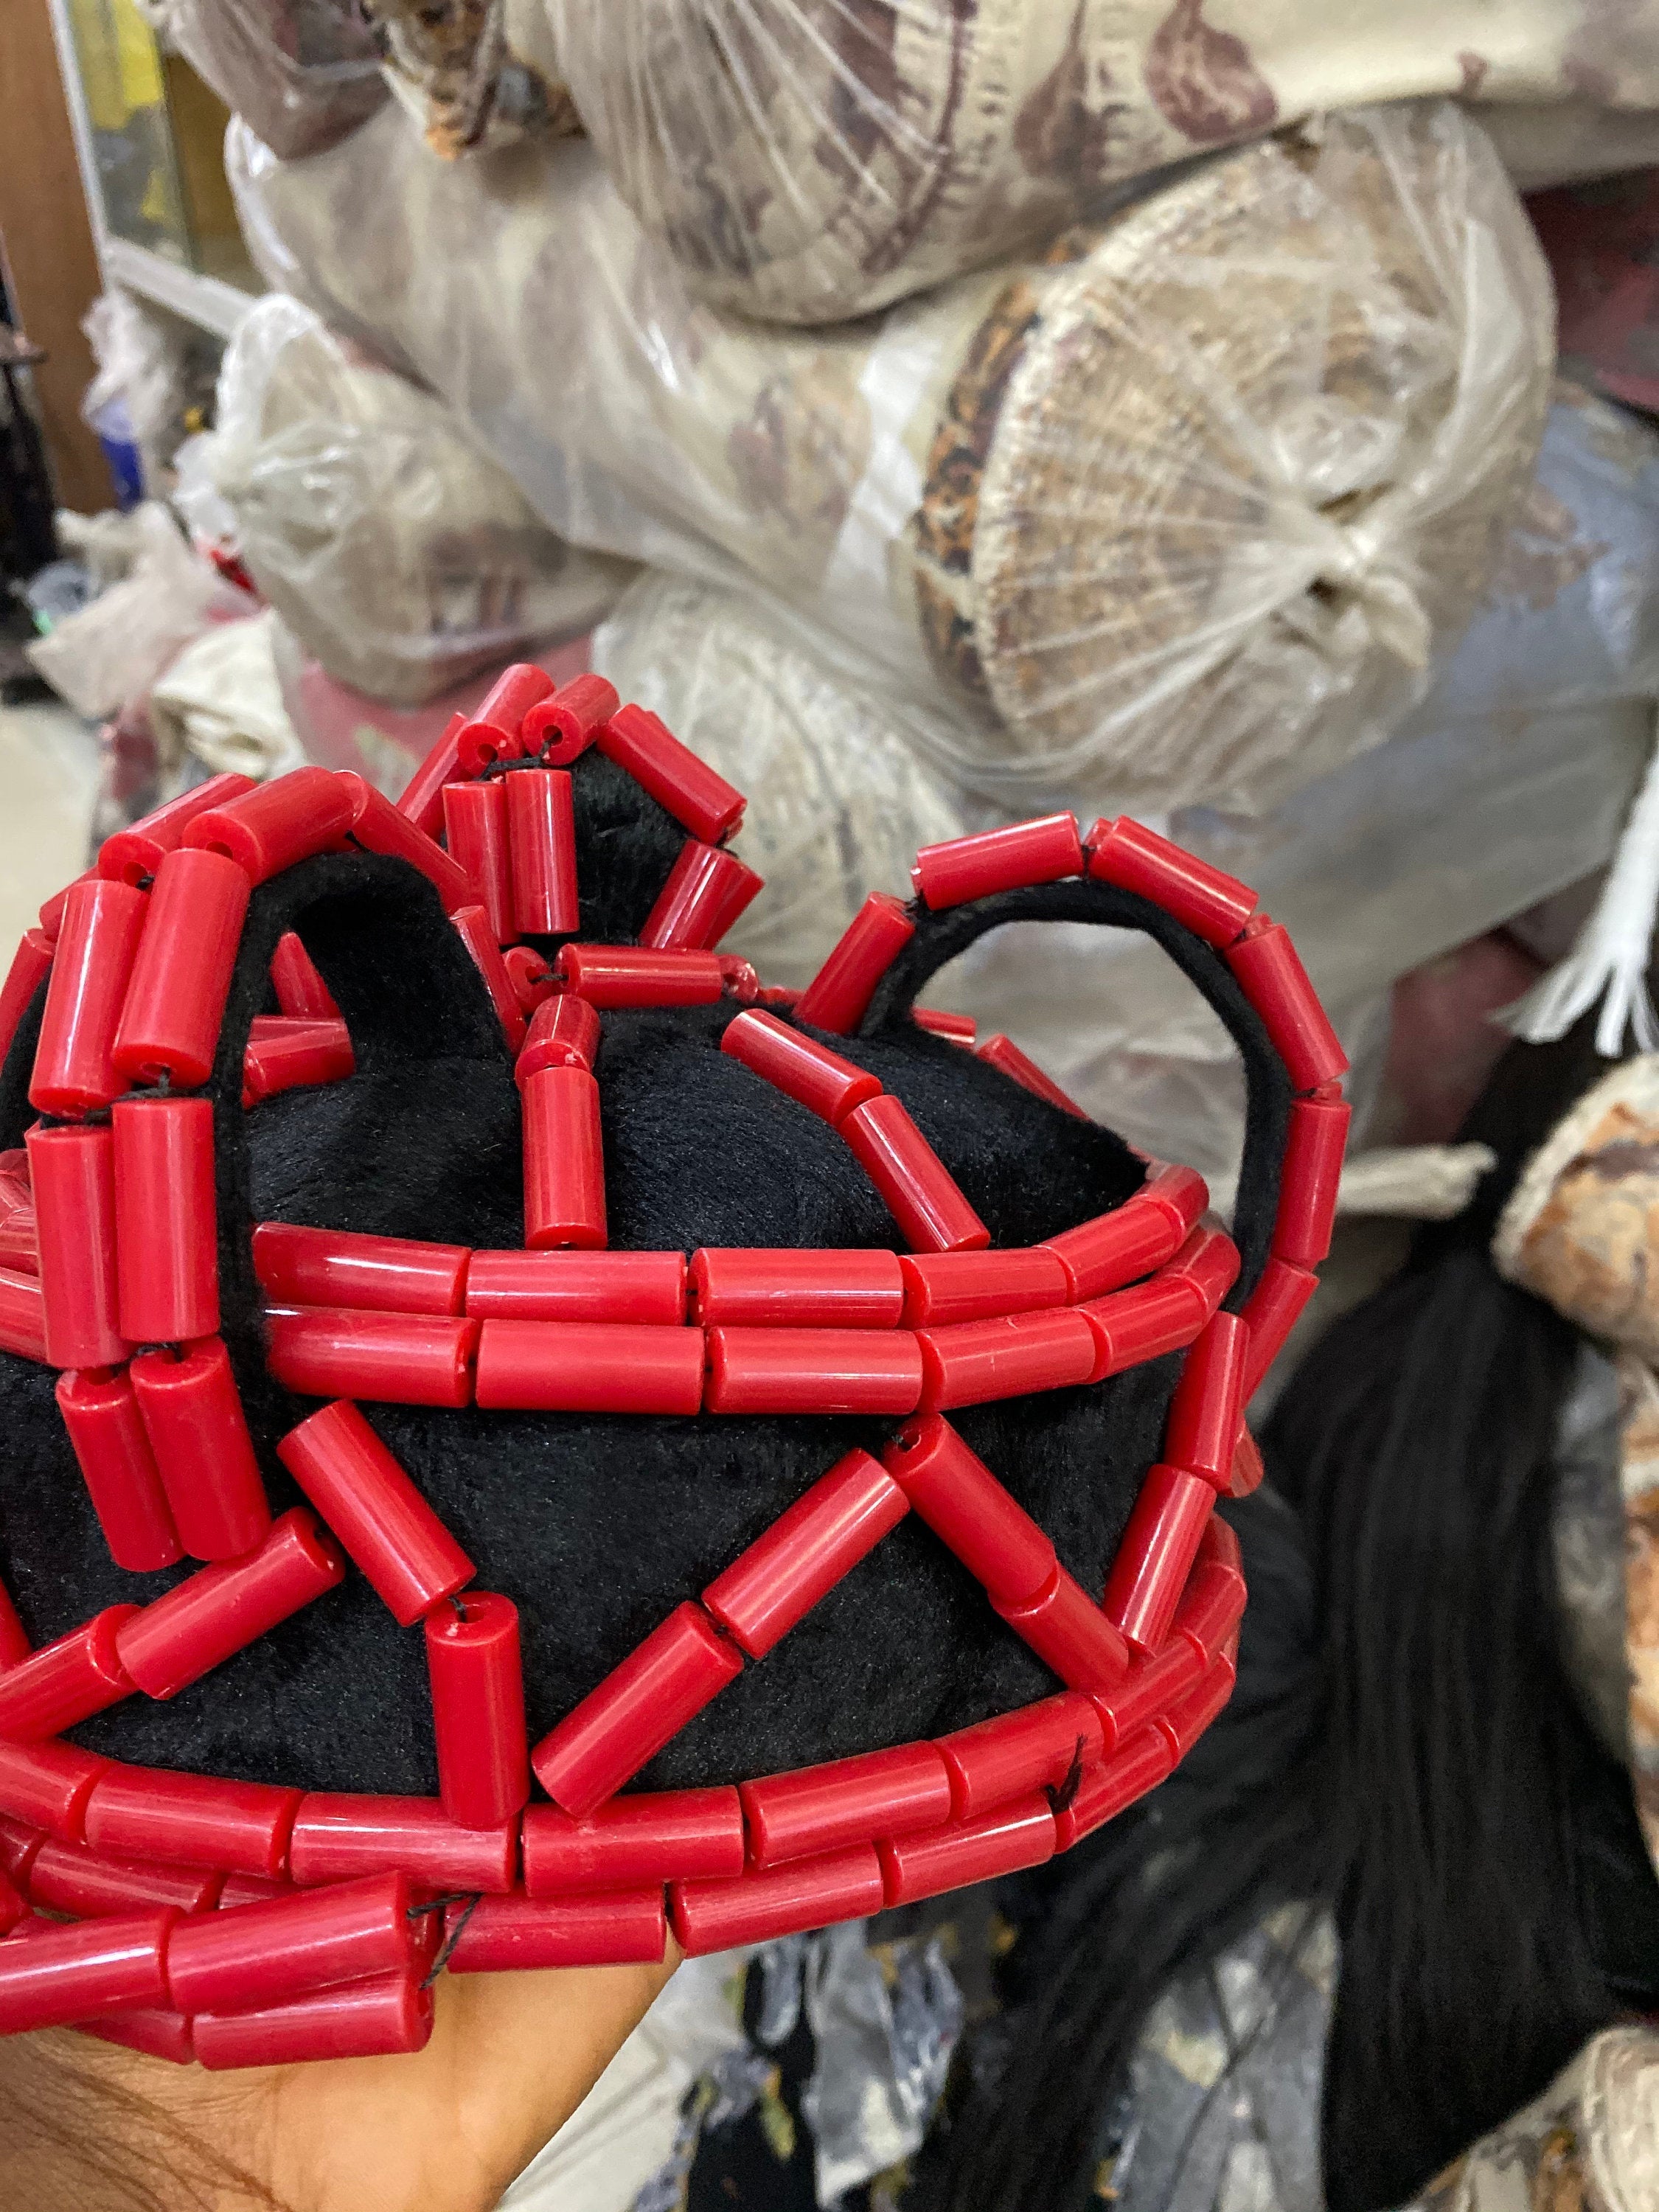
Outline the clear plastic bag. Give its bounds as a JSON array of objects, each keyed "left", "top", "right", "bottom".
[
  {"left": 136, "top": 0, "right": 386, "bottom": 159},
  {"left": 230, "top": 98, "right": 1553, "bottom": 815},
  {"left": 364, "top": 0, "right": 581, "bottom": 157},
  {"left": 187, "top": 294, "right": 634, "bottom": 705}
]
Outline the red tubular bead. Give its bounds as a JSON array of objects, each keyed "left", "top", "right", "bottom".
[
  {"left": 879, "top": 1795, "right": 1056, "bottom": 1907},
  {"left": 131, "top": 1339, "right": 270, "bottom": 1562},
  {"left": 641, "top": 841, "right": 763, "bottom": 952},
  {"left": 0, "top": 1608, "right": 136, "bottom": 1741},
  {"left": 913, "top": 1007, "right": 976, "bottom": 1043},
  {"left": 898, "top": 1248, "right": 1068, "bottom": 1327},
  {"left": 1169, "top": 1226, "right": 1242, "bottom": 1316},
  {"left": 57, "top": 1369, "right": 182, "bottom": 1573},
  {"left": 287, "top": 1795, "right": 515, "bottom": 1891},
  {"left": 339, "top": 772, "right": 474, "bottom": 914},
  {"left": 0, "top": 1743, "right": 108, "bottom": 1840},
  {"left": 276, "top": 1400, "right": 474, "bottom": 1627},
  {"left": 516, "top": 992, "right": 601, "bottom": 1079},
  {"left": 689, "top": 1248, "right": 904, "bottom": 1329},
  {"left": 742, "top": 1745, "right": 952, "bottom": 1868},
  {"left": 504, "top": 945, "right": 558, "bottom": 1012},
  {"left": 85, "top": 1767, "right": 301, "bottom": 1879},
  {"left": 456, "top": 663, "right": 554, "bottom": 774},
  {"left": 1225, "top": 919, "right": 1347, "bottom": 1093},
  {"left": 935, "top": 1694, "right": 1104, "bottom": 1822},
  {"left": 911, "top": 814, "right": 1082, "bottom": 909},
  {"left": 720, "top": 1009, "right": 881, "bottom": 1127},
  {"left": 521, "top": 672, "right": 621, "bottom": 767},
  {"left": 1052, "top": 1726, "right": 1174, "bottom": 1849},
  {"left": 27, "top": 1123, "right": 126, "bottom": 1370},
  {"left": 1080, "top": 1276, "right": 1208, "bottom": 1384},
  {"left": 451, "top": 905, "right": 527, "bottom": 1053},
  {"left": 506, "top": 770, "right": 580, "bottom": 936},
  {"left": 0, "top": 1267, "right": 46, "bottom": 1362},
  {"left": 115, "top": 1509, "right": 344, "bottom": 1701},
  {"left": 704, "top": 1326, "right": 922, "bottom": 1416},
  {"left": 218, "top": 1873, "right": 296, "bottom": 1907},
  {"left": 597, "top": 703, "right": 745, "bottom": 844},
  {"left": 720, "top": 955, "right": 762, "bottom": 1004},
  {"left": 167, "top": 1871, "right": 415, "bottom": 2014},
  {"left": 880, "top": 1415, "right": 1056, "bottom": 1607},
  {"left": 1084, "top": 818, "right": 1257, "bottom": 947},
  {"left": 0, "top": 1817, "right": 45, "bottom": 1882},
  {"left": 838, "top": 1096, "right": 989, "bottom": 1253},
  {"left": 1158, "top": 1653, "right": 1237, "bottom": 1761},
  {"left": 669, "top": 1844, "right": 883, "bottom": 1956},
  {"left": 523, "top": 1065, "right": 607, "bottom": 1251},
  {"left": 973, "top": 1034, "right": 1085, "bottom": 1116},
  {"left": 265, "top": 1309, "right": 479, "bottom": 1408},
  {"left": 253, "top": 1225, "right": 470, "bottom": 1318},
  {"left": 194, "top": 1969, "right": 434, "bottom": 2068},
  {"left": 1172, "top": 1559, "right": 1247, "bottom": 1663},
  {"left": 1142, "top": 1163, "right": 1209, "bottom": 1237},
  {"left": 1239, "top": 1259, "right": 1318, "bottom": 1398},
  {"left": 37, "top": 872, "right": 95, "bottom": 945},
  {"left": 112, "top": 1097, "right": 218, "bottom": 1346},
  {"left": 78, "top": 2008, "right": 195, "bottom": 2065},
  {"left": 0, "top": 1210, "right": 35, "bottom": 1277},
  {"left": 243, "top": 1018, "right": 355, "bottom": 1105},
  {"left": 1225, "top": 1428, "right": 1264, "bottom": 1499},
  {"left": 396, "top": 714, "right": 466, "bottom": 838},
  {"left": 475, "top": 1320, "right": 704, "bottom": 1414},
  {"left": 0, "top": 929, "right": 55, "bottom": 1068},
  {"left": 183, "top": 767, "right": 355, "bottom": 886},
  {"left": 443, "top": 781, "right": 515, "bottom": 944},
  {"left": 270, "top": 932, "right": 338, "bottom": 1020},
  {"left": 1274, "top": 1096, "right": 1350, "bottom": 1267},
  {"left": 27, "top": 1839, "right": 223, "bottom": 1918},
  {"left": 113, "top": 849, "right": 251, "bottom": 1088},
  {"left": 532, "top": 1602, "right": 743, "bottom": 1819},
  {"left": 467, "top": 1250, "right": 686, "bottom": 1325},
  {"left": 554, "top": 943, "right": 724, "bottom": 1008},
  {"left": 0, "top": 1870, "right": 21, "bottom": 1932},
  {"left": 1203, "top": 1513, "right": 1242, "bottom": 1578},
  {"left": 445, "top": 1888, "right": 667, "bottom": 1972},
  {"left": 916, "top": 1307, "right": 1096, "bottom": 1412},
  {"left": 994, "top": 1564, "right": 1130, "bottom": 1693},
  {"left": 795, "top": 894, "right": 916, "bottom": 1035},
  {"left": 29, "top": 880, "right": 149, "bottom": 1115},
  {"left": 425, "top": 1593, "right": 529, "bottom": 1832},
  {"left": 0, "top": 1585, "right": 28, "bottom": 1672},
  {"left": 1164, "top": 1314, "right": 1248, "bottom": 1486},
  {"left": 702, "top": 1450, "right": 908, "bottom": 1658},
  {"left": 0, "top": 1909, "right": 175, "bottom": 2034},
  {"left": 1040, "top": 1194, "right": 1183, "bottom": 1304},
  {"left": 523, "top": 1788, "right": 744, "bottom": 1895},
  {"left": 1102, "top": 1464, "right": 1215, "bottom": 1655},
  {"left": 1091, "top": 1633, "right": 1205, "bottom": 1754},
  {"left": 97, "top": 773, "right": 257, "bottom": 886}
]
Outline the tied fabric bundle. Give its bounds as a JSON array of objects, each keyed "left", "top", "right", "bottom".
[{"left": 0, "top": 664, "right": 1341, "bottom": 2065}]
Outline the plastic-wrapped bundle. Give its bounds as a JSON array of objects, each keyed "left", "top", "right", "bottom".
[
  {"left": 136, "top": 0, "right": 386, "bottom": 159},
  {"left": 192, "top": 295, "right": 635, "bottom": 705},
  {"left": 232, "top": 98, "right": 1552, "bottom": 813},
  {"left": 538, "top": 0, "right": 1659, "bottom": 325},
  {"left": 363, "top": 0, "right": 581, "bottom": 155}
]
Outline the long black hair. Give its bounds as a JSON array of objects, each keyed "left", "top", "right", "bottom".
[{"left": 928, "top": 1021, "right": 1659, "bottom": 2212}]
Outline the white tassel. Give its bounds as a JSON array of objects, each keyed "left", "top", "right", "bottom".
[{"left": 1499, "top": 715, "right": 1659, "bottom": 1057}]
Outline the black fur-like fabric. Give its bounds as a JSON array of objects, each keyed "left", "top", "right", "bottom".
[{"left": 0, "top": 766, "right": 1288, "bottom": 1798}]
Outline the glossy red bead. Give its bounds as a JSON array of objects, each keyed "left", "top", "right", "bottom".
[
  {"left": 1102, "top": 1464, "right": 1215, "bottom": 1655},
  {"left": 217, "top": 1872, "right": 296, "bottom": 1907},
  {"left": 112, "top": 849, "right": 251, "bottom": 1088},
  {"left": 1228, "top": 1425, "right": 1265, "bottom": 1498},
  {"left": 1052, "top": 1726, "right": 1173, "bottom": 1849},
  {"left": 0, "top": 1869, "right": 22, "bottom": 1933},
  {"left": 669, "top": 1843, "right": 883, "bottom": 1957},
  {"left": 1084, "top": 818, "right": 1257, "bottom": 947},
  {"left": 704, "top": 1326, "right": 922, "bottom": 1417},
  {"left": 451, "top": 905, "right": 527, "bottom": 1053},
  {"left": 721, "top": 955, "right": 763, "bottom": 1003},
  {"left": 504, "top": 945, "right": 557, "bottom": 1012},
  {"left": 269, "top": 932, "right": 338, "bottom": 1020},
  {"left": 0, "top": 1607, "right": 136, "bottom": 1742},
  {"left": 445, "top": 1888, "right": 667, "bottom": 1973},
  {"left": 97, "top": 773, "right": 257, "bottom": 886},
  {"left": 879, "top": 1795, "right": 1055, "bottom": 1907},
  {"left": 85, "top": 1766, "right": 302, "bottom": 1879},
  {"left": 0, "top": 1742, "right": 108, "bottom": 1840},
  {"left": 167, "top": 1870, "right": 416, "bottom": 2015},
  {"left": 934, "top": 1693, "right": 1105, "bottom": 1822},
  {"left": 1080, "top": 1276, "right": 1208, "bottom": 1384},
  {"left": 265, "top": 1308, "right": 480, "bottom": 1407},
  {"left": 690, "top": 1248, "right": 904, "bottom": 1329},
  {"left": 443, "top": 779, "right": 514, "bottom": 943},
  {"left": 994, "top": 1563, "right": 1131, "bottom": 1692},
  {"left": 532, "top": 1601, "right": 743, "bottom": 1819},
  {"left": 115, "top": 1509, "right": 344, "bottom": 1701},
  {"left": 507, "top": 769, "right": 580, "bottom": 936},
  {"left": 523, "top": 1065, "right": 607, "bottom": 1251},
  {"left": 78, "top": 2003, "right": 195, "bottom": 2064},
  {"left": 0, "top": 1267, "right": 45, "bottom": 1363},
  {"left": 193, "top": 1969, "right": 434, "bottom": 2069},
  {"left": 641, "top": 840, "right": 763, "bottom": 953},
  {"left": 1158, "top": 1652, "right": 1237, "bottom": 1761},
  {"left": 911, "top": 815, "right": 1082, "bottom": 909},
  {"left": 880, "top": 1415, "right": 1056, "bottom": 1607},
  {"left": 29, "top": 880, "right": 149, "bottom": 1115},
  {"left": 597, "top": 703, "right": 745, "bottom": 844},
  {"left": 183, "top": 767, "right": 354, "bottom": 886},
  {"left": 467, "top": 1249, "right": 685, "bottom": 1325},
  {"left": 286, "top": 1794, "right": 516, "bottom": 1891},
  {"left": 396, "top": 714, "right": 466, "bottom": 838},
  {"left": 897, "top": 1248, "right": 1068, "bottom": 1327},
  {"left": 0, "top": 1908, "right": 175, "bottom": 2034},
  {"left": 1040, "top": 1194, "right": 1183, "bottom": 1304},
  {"left": 1169, "top": 1226, "right": 1241, "bottom": 1316},
  {"left": 1091, "top": 1632, "right": 1205, "bottom": 1754},
  {"left": 1239, "top": 1258, "right": 1318, "bottom": 1397},
  {"left": 475, "top": 1319, "right": 704, "bottom": 1414},
  {"left": 36, "top": 872, "right": 94, "bottom": 945},
  {"left": 1142, "top": 1163, "right": 1210, "bottom": 1237},
  {"left": 522, "top": 1788, "right": 744, "bottom": 1895},
  {"left": 1274, "top": 1095, "right": 1350, "bottom": 1267},
  {"left": 27, "top": 1838, "right": 223, "bottom": 1918},
  {"left": 56, "top": 1368, "right": 181, "bottom": 1572},
  {"left": 554, "top": 943, "right": 724, "bottom": 1007},
  {"left": 1226, "top": 918, "right": 1347, "bottom": 1093},
  {"left": 838, "top": 1096, "right": 989, "bottom": 1253},
  {"left": 795, "top": 893, "right": 916, "bottom": 1035},
  {"left": 0, "top": 1585, "right": 28, "bottom": 1672},
  {"left": 1164, "top": 1313, "right": 1248, "bottom": 1486},
  {"left": 979, "top": 1037, "right": 1085, "bottom": 1119},
  {"left": 131, "top": 1338, "right": 270, "bottom": 1561},
  {"left": 276, "top": 1399, "right": 474, "bottom": 1627},
  {"left": 425, "top": 1592, "right": 529, "bottom": 1832},
  {"left": 242, "top": 1017, "right": 355, "bottom": 1105},
  {"left": 112, "top": 1096, "right": 218, "bottom": 1345},
  {"left": 253, "top": 1224, "right": 470, "bottom": 1318},
  {"left": 721, "top": 1009, "right": 882, "bottom": 1127},
  {"left": 741, "top": 1744, "right": 952, "bottom": 1868},
  {"left": 1172, "top": 1555, "right": 1248, "bottom": 1663},
  {"left": 913, "top": 1006, "right": 976, "bottom": 1044},
  {"left": 339, "top": 771, "right": 474, "bottom": 914},
  {"left": 703, "top": 1450, "right": 908, "bottom": 1658},
  {"left": 0, "top": 929, "right": 55, "bottom": 1068},
  {"left": 516, "top": 992, "right": 601, "bottom": 1080},
  {"left": 0, "top": 1826, "right": 44, "bottom": 1891},
  {"left": 521, "top": 672, "right": 620, "bottom": 766},
  {"left": 916, "top": 1307, "right": 1096, "bottom": 1411},
  {"left": 27, "top": 1123, "right": 126, "bottom": 1370},
  {"left": 455, "top": 663, "right": 553, "bottom": 773}
]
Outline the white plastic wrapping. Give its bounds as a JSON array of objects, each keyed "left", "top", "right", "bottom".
[
  {"left": 136, "top": 0, "right": 386, "bottom": 159},
  {"left": 188, "top": 295, "right": 634, "bottom": 706},
  {"left": 231, "top": 97, "right": 1552, "bottom": 815}
]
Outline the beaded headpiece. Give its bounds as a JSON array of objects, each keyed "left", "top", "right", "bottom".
[{"left": 0, "top": 666, "right": 1346, "bottom": 2067}]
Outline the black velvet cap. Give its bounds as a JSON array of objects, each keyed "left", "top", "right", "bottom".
[{"left": 0, "top": 750, "right": 1288, "bottom": 1798}]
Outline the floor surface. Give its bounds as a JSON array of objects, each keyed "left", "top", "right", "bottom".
[{"left": 0, "top": 697, "right": 100, "bottom": 952}]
